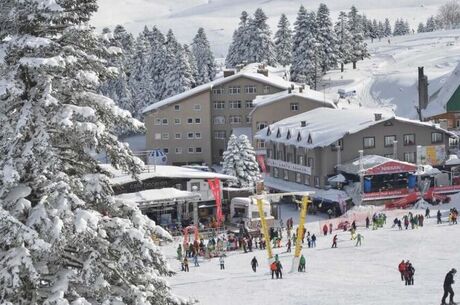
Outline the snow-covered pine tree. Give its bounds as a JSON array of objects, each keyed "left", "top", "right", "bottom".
[
  {"left": 247, "top": 8, "right": 277, "bottom": 65},
  {"left": 162, "top": 30, "right": 194, "bottom": 99},
  {"left": 361, "top": 15, "right": 370, "bottom": 39},
  {"left": 348, "top": 6, "right": 369, "bottom": 69},
  {"left": 393, "top": 19, "right": 403, "bottom": 36},
  {"left": 404, "top": 20, "right": 411, "bottom": 34},
  {"left": 291, "top": 6, "right": 316, "bottom": 84},
  {"left": 274, "top": 13, "right": 293, "bottom": 67},
  {"left": 384, "top": 18, "right": 392, "bottom": 37},
  {"left": 417, "top": 22, "right": 426, "bottom": 33},
  {"left": 191, "top": 27, "right": 216, "bottom": 85},
  {"left": 225, "top": 11, "right": 251, "bottom": 67},
  {"left": 222, "top": 135, "right": 261, "bottom": 187},
  {"left": 316, "top": 3, "right": 338, "bottom": 73},
  {"left": 335, "top": 11, "right": 353, "bottom": 72},
  {"left": 425, "top": 16, "right": 437, "bottom": 32},
  {"left": 183, "top": 44, "right": 198, "bottom": 88},
  {"left": 146, "top": 26, "right": 167, "bottom": 103},
  {"left": 377, "top": 21, "right": 385, "bottom": 41},
  {"left": 371, "top": 19, "right": 379, "bottom": 41},
  {"left": 0, "top": 1, "right": 191, "bottom": 304}
]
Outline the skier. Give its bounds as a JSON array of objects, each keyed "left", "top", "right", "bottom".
[
  {"left": 219, "top": 255, "right": 225, "bottom": 270},
  {"left": 442, "top": 268, "right": 457, "bottom": 305},
  {"left": 331, "top": 234, "right": 338, "bottom": 248},
  {"left": 398, "top": 260, "right": 406, "bottom": 281},
  {"left": 311, "top": 234, "right": 317, "bottom": 248},
  {"left": 286, "top": 239, "right": 292, "bottom": 253},
  {"left": 193, "top": 253, "right": 199, "bottom": 267},
  {"left": 355, "top": 233, "right": 364, "bottom": 246},
  {"left": 276, "top": 260, "right": 283, "bottom": 279},
  {"left": 299, "top": 254, "right": 306, "bottom": 272},
  {"left": 271, "top": 261, "right": 277, "bottom": 279},
  {"left": 397, "top": 219, "right": 402, "bottom": 230},
  {"left": 183, "top": 257, "right": 189, "bottom": 272},
  {"left": 251, "top": 256, "right": 258, "bottom": 272},
  {"left": 438, "top": 210, "right": 443, "bottom": 224}
]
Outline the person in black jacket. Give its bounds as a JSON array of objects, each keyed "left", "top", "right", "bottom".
[
  {"left": 442, "top": 268, "right": 457, "bottom": 305},
  {"left": 251, "top": 256, "right": 258, "bottom": 272}
]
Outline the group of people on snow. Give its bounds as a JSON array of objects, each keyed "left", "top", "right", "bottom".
[{"left": 398, "top": 260, "right": 415, "bottom": 286}]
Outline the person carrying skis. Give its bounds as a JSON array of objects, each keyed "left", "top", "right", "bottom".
[
  {"left": 219, "top": 255, "right": 225, "bottom": 270},
  {"left": 398, "top": 260, "right": 406, "bottom": 281},
  {"left": 355, "top": 233, "right": 364, "bottom": 246},
  {"left": 299, "top": 255, "right": 306, "bottom": 272},
  {"left": 442, "top": 268, "right": 457, "bottom": 305},
  {"left": 251, "top": 256, "right": 258, "bottom": 272},
  {"left": 331, "top": 234, "right": 338, "bottom": 248}
]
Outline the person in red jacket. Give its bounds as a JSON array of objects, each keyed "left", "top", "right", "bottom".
[
  {"left": 323, "top": 224, "right": 328, "bottom": 236},
  {"left": 398, "top": 260, "right": 406, "bottom": 281}
]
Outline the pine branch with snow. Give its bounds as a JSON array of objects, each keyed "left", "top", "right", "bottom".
[
  {"left": 274, "top": 14, "right": 293, "bottom": 67},
  {"left": 191, "top": 28, "right": 216, "bottom": 85}
]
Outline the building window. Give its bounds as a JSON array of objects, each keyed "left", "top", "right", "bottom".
[
  {"left": 187, "top": 132, "right": 195, "bottom": 139},
  {"left": 245, "top": 100, "right": 254, "bottom": 108},
  {"left": 195, "top": 147, "right": 202, "bottom": 153},
  {"left": 314, "top": 176, "right": 320, "bottom": 187},
  {"left": 161, "top": 133, "right": 169, "bottom": 140},
  {"left": 214, "top": 131, "right": 226, "bottom": 139},
  {"left": 307, "top": 157, "right": 314, "bottom": 168},
  {"left": 246, "top": 116, "right": 251, "bottom": 124},
  {"left": 213, "top": 101, "right": 225, "bottom": 109},
  {"left": 403, "top": 134, "right": 415, "bottom": 146},
  {"left": 229, "top": 100, "right": 242, "bottom": 109},
  {"left": 404, "top": 152, "right": 416, "bottom": 163},
  {"left": 263, "top": 86, "right": 270, "bottom": 94},
  {"left": 363, "top": 137, "right": 375, "bottom": 149},
  {"left": 175, "top": 147, "right": 182, "bottom": 154},
  {"left": 195, "top": 118, "right": 201, "bottom": 124},
  {"left": 384, "top": 135, "right": 396, "bottom": 147},
  {"left": 212, "top": 88, "right": 224, "bottom": 95},
  {"left": 245, "top": 85, "right": 257, "bottom": 94},
  {"left": 257, "top": 140, "right": 266, "bottom": 149},
  {"left": 257, "top": 122, "right": 268, "bottom": 130},
  {"left": 174, "top": 105, "right": 180, "bottom": 111},
  {"left": 193, "top": 104, "right": 201, "bottom": 111},
  {"left": 175, "top": 133, "right": 181, "bottom": 139},
  {"left": 228, "top": 86, "right": 241, "bottom": 95},
  {"left": 187, "top": 118, "right": 193, "bottom": 124},
  {"left": 163, "top": 148, "right": 169, "bottom": 154},
  {"left": 213, "top": 116, "right": 225, "bottom": 125},
  {"left": 283, "top": 170, "right": 289, "bottom": 180},
  {"left": 304, "top": 175, "right": 310, "bottom": 186},
  {"left": 432, "top": 132, "right": 443, "bottom": 144},
  {"left": 273, "top": 168, "right": 279, "bottom": 178},
  {"left": 188, "top": 147, "right": 194, "bottom": 153},
  {"left": 296, "top": 173, "right": 302, "bottom": 183},
  {"left": 154, "top": 133, "right": 161, "bottom": 140},
  {"left": 229, "top": 115, "right": 242, "bottom": 124},
  {"left": 155, "top": 118, "right": 161, "bottom": 125},
  {"left": 195, "top": 132, "right": 201, "bottom": 139},
  {"left": 162, "top": 118, "right": 168, "bottom": 125},
  {"left": 174, "top": 118, "right": 181, "bottom": 125},
  {"left": 290, "top": 103, "right": 299, "bottom": 111}
]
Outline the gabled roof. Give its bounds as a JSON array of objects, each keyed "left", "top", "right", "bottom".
[
  {"left": 249, "top": 88, "right": 336, "bottom": 116},
  {"left": 255, "top": 107, "right": 456, "bottom": 149},
  {"left": 142, "top": 71, "right": 294, "bottom": 114}
]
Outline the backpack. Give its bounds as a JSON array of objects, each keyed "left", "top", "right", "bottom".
[{"left": 270, "top": 262, "right": 277, "bottom": 271}]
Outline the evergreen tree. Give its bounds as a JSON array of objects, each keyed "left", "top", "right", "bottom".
[
  {"left": 384, "top": 18, "right": 392, "bottom": 37},
  {"left": 147, "top": 26, "right": 167, "bottom": 102},
  {"left": 335, "top": 11, "right": 353, "bottom": 72},
  {"left": 274, "top": 13, "right": 293, "bottom": 67},
  {"left": 348, "top": 6, "right": 369, "bottom": 69},
  {"left": 371, "top": 19, "right": 379, "bottom": 40},
  {"left": 361, "top": 15, "right": 370, "bottom": 39},
  {"left": 0, "top": 1, "right": 190, "bottom": 304},
  {"left": 222, "top": 135, "right": 261, "bottom": 187},
  {"left": 248, "top": 8, "right": 277, "bottom": 65},
  {"left": 426, "top": 16, "right": 437, "bottom": 32},
  {"left": 291, "top": 6, "right": 314, "bottom": 84},
  {"left": 418, "top": 22, "right": 426, "bottom": 33},
  {"left": 316, "top": 3, "right": 338, "bottom": 72},
  {"left": 192, "top": 27, "right": 216, "bottom": 85},
  {"left": 226, "top": 11, "right": 251, "bottom": 67},
  {"left": 377, "top": 21, "right": 385, "bottom": 41},
  {"left": 162, "top": 30, "right": 194, "bottom": 99},
  {"left": 183, "top": 44, "right": 198, "bottom": 88}
]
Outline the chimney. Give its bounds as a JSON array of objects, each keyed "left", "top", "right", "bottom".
[
  {"left": 374, "top": 113, "right": 382, "bottom": 121},
  {"left": 257, "top": 67, "right": 268, "bottom": 77},
  {"left": 223, "top": 69, "right": 236, "bottom": 78},
  {"left": 418, "top": 67, "right": 428, "bottom": 121},
  {"left": 301, "top": 121, "right": 306, "bottom": 127}
]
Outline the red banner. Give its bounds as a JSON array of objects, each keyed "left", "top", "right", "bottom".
[
  {"left": 256, "top": 155, "right": 267, "bottom": 173},
  {"left": 208, "top": 178, "right": 223, "bottom": 225},
  {"left": 365, "top": 161, "right": 417, "bottom": 175}
]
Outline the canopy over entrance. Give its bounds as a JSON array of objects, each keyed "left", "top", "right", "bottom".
[{"left": 337, "top": 155, "right": 417, "bottom": 176}]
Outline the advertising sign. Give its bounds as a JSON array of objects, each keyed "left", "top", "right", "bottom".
[
  {"left": 366, "top": 161, "right": 417, "bottom": 175},
  {"left": 266, "top": 158, "right": 312, "bottom": 175},
  {"left": 419, "top": 145, "right": 446, "bottom": 166}
]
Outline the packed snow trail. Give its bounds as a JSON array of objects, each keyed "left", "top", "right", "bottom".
[{"left": 166, "top": 200, "right": 460, "bottom": 305}]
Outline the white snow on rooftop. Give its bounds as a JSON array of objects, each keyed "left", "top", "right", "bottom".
[
  {"left": 101, "top": 164, "right": 237, "bottom": 185},
  {"left": 142, "top": 65, "right": 294, "bottom": 114},
  {"left": 256, "top": 107, "right": 455, "bottom": 149},
  {"left": 115, "top": 188, "right": 200, "bottom": 204}
]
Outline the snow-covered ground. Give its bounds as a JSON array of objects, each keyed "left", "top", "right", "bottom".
[
  {"left": 91, "top": 0, "right": 442, "bottom": 56},
  {"left": 164, "top": 195, "right": 460, "bottom": 305},
  {"left": 325, "top": 29, "right": 460, "bottom": 119}
]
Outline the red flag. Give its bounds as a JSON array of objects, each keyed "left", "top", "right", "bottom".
[
  {"left": 257, "top": 155, "right": 267, "bottom": 173},
  {"left": 208, "top": 178, "right": 223, "bottom": 225}
]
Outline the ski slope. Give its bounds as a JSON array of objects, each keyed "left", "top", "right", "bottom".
[
  {"left": 164, "top": 197, "right": 460, "bottom": 305},
  {"left": 324, "top": 29, "right": 460, "bottom": 119}
]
